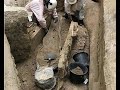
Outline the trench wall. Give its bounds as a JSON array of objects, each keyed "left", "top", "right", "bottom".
[
  {"left": 81, "top": 0, "right": 104, "bottom": 89},
  {"left": 103, "top": 0, "right": 116, "bottom": 89},
  {"left": 4, "top": 8, "right": 31, "bottom": 63},
  {"left": 4, "top": 7, "right": 48, "bottom": 63},
  {"left": 96, "top": 0, "right": 106, "bottom": 89},
  {"left": 97, "top": 25, "right": 106, "bottom": 89},
  {"left": 4, "top": 34, "right": 21, "bottom": 90},
  {"left": 89, "top": 0, "right": 116, "bottom": 89}
]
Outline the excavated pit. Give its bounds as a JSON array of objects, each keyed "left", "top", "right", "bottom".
[
  {"left": 4, "top": 0, "right": 109, "bottom": 90},
  {"left": 15, "top": 13, "right": 90, "bottom": 90}
]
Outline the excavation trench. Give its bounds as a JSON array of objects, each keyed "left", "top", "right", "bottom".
[
  {"left": 5, "top": 0, "right": 107, "bottom": 90},
  {"left": 15, "top": 13, "right": 90, "bottom": 90}
]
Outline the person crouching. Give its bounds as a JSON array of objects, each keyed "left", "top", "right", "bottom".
[{"left": 25, "top": 0, "right": 58, "bottom": 33}]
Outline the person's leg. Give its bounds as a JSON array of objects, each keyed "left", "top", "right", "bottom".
[
  {"left": 25, "top": 3, "right": 34, "bottom": 28},
  {"left": 78, "top": 7, "right": 85, "bottom": 26},
  {"left": 64, "top": 0, "right": 72, "bottom": 20},
  {"left": 79, "top": 7, "right": 85, "bottom": 20},
  {"left": 32, "top": 13, "right": 40, "bottom": 26},
  {"left": 29, "top": 0, "right": 49, "bottom": 33},
  {"left": 64, "top": 0, "right": 71, "bottom": 14},
  {"left": 73, "top": 10, "right": 79, "bottom": 20},
  {"left": 78, "top": 0, "right": 85, "bottom": 25},
  {"left": 30, "top": 0, "right": 47, "bottom": 29}
]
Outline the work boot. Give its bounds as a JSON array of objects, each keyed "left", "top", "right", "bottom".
[
  {"left": 63, "top": 13, "right": 72, "bottom": 20},
  {"left": 74, "top": 10, "right": 80, "bottom": 20},
  {"left": 53, "top": 17, "right": 58, "bottom": 23},
  {"left": 42, "top": 28, "right": 49, "bottom": 34},
  {"left": 78, "top": 20, "right": 84, "bottom": 26},
  {"left": 63, "top": 13, "right": 68, "bottom": 19}
]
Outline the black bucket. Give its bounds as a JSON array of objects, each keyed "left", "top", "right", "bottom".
[
  {"left": 73, "top": 52, "right": 89, "bottom": 67},
  {"left": 69, "top": 62, "right": 88, "bottom": 84}
]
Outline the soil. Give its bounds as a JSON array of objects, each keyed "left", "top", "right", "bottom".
[
  {"left": 62, "top": 79, "right": 88, "bottom": 90},
  {"left": 36, "top": 13, "right": 70, "bottom": 68},
  {"left": 71, "top": 66, "right": 83, "bottom": 75},
  {"left": 16, "top": 13, "right": 70, "bottom": 90},
  {"left": 16, "top": 44, "right": 42, "bottom": 90},
  {"left": 15, "top": 12, "right": 90, "bottom": 90},
  {"left": 16, "top": 13, "right": 89, "bottom": 90}
]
